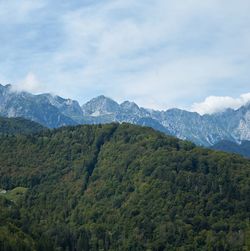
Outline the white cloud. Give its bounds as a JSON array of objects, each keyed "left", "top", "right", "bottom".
[
  {"left": 47, "top": 0, "right": 250, "bottom": 107},
  {"left": 110, "top": 55, "right": 241, "bottom": 109},
  {"left": 13, "top": 72, "right": 45, "bottom": 94},
  {"left": 191, "top": 93, "right": 250, "bottom": 115}
]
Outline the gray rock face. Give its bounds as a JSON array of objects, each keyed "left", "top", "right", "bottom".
[
  {"left": 40, "top": 94, "right": 84, "bottom": 123},
  {"left": 82, "top": 95, "right": 120, "bottom": 116},
  {"left": 0, "top": 84, "right": 78, "bottom": 128},
  {"left": 148, "top": 109, "right": 234, "bottom": 146},
  {"left": 0, "top": 84, "right": 250, "bottom": 146}
]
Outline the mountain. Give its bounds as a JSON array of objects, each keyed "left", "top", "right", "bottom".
[
  {"left": 1, "top": 84, "right": 250, "bottom": 146},
  {"left": 0, "top": 84, "right": 79, "bottom": 128},
  {"left": 82, "top": 95, "right": 121, "bottom": 116},
  {"left": 81, "top": 96, "right": 171, "bottom": 134},
  {"left": 0, "top": 116, "right": 45, "bottom": 135},
  {"left": 212, "top": 104, "right": 250, "bottom": 142},
  {"left": 148, "top": 109, "right": 234, "bottom": 146},
  {"left": 0, "top": 123, "right": 249, "bottom": 250},
  {"left": 212, "top": 140, "right": 250, "bottom": 158},
  {"left": 42, "top": 93, "right": 84, "bottom": 123},
  {"left": 79, "top": 95, "right": 250, "bottom": 146}
]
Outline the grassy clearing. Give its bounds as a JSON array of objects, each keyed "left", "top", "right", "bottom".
[{"left": 0, "top": 187, "right": 28, "bottom": 202}]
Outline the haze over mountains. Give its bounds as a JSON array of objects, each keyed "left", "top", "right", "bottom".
[
  {"left": 1, "top": 84, "right": 250, "bottom": 147},
  {"left": 211, "top": 140, "right": 250, "bottom": 158}
]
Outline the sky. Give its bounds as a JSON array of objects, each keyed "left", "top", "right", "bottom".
[{"left": 0, "top": 0, "right": 250, "bottom": 114}]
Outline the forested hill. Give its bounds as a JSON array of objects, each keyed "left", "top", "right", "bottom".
[
  {"left": 0, "top": 116, "right": 45, "bottom": 135},
  {"left": 0, "top": 123, "right": 250, "bottom": 250}
]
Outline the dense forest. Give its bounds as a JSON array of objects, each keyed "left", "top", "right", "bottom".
[{"left": 0, "top": 123, "right": 250, "bottom": 250}]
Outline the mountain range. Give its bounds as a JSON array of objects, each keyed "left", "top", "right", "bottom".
[{"left": 1, "top": 83, "right": 250, "bottom": 147}]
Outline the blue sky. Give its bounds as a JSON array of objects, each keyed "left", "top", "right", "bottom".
[{"left": 0, "top": 0, "right": 250, "bottom": 114}]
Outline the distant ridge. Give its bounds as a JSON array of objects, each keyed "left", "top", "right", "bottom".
[
  {"left": 0, "top": 116, "right": 45, "bottom": 135},
  {"left": 212, "top": 140, "right": 250, "bottom": 158},
  {"left": 1, "top": 84, "right": 250, "bottom": 146}
]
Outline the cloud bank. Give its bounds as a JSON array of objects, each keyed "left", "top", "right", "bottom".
[{"left": 191, "top": 93, "right": 250, "bottom": 115}]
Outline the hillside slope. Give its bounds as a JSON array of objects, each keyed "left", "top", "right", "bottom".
[
  {"left": 0, "top": 116, "right": 45, "bottom": 135},
  {"left": 0, "top": 124, "right": 249, "bottom": 250}
]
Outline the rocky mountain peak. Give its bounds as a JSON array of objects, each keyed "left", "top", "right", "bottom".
[
  {"left": 120, "top": 101, "right": 140, "bottom": 110},
  {"left": 0, "top": 83, "right": 11, "bottom": 93},
  {"left": 82, "top": 95, "right": 120, "bottom": 116}
]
